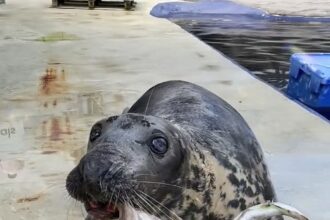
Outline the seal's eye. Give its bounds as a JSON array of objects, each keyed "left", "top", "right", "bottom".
[
  {"left": 150, "top": 137, "right": 168, "bottom": 155},
  {"left": 90, "top": 126, "right": 102, "bottom": 142}
]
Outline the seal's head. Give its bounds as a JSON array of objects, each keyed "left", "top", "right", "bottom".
[{"left": 66, "top": 113, "right": 187, "bottom": 219}]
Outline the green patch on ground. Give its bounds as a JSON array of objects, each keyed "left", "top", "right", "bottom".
[{"left": 36, "top": 32, "right": 80, "bottom": 42}]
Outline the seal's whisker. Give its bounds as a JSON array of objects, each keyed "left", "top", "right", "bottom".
[
  {"left": 132, "top": 195, "right": 144, "bottom": 213},
  {"left": 130, "top": 180, "right": 185, "bottom": 190},
  {"left": 66, "top": 185, "right": 80, "bottom": 203},
  {"left": 105, "top": 163, "right": 116, "bottom": 178},
  {"left": 135, "top": 189, "right": 179, "bottom": 220},
  {"left": 133, "top": 190, "right": 160, "bottom": 218},
  {"left": 132, "top": 195, "right": 142, "bottom": 211},
  {"left": 114, "top": 189, "right": 120, "bottom": 209},
  {"left": 108, "top": 164, "right": 125, "bottom": 182},
  {"left": 144, "top": 87, "right": 155, "bottom": 115},
  {"left": 123, "top": 185, "right": 134, "bottom": 208},
  {"left": 45, "top": 181, "right": 66, "bottom": 188},
  {"left": 38, "top": 182, "right": 66, "bottom": 194},
  {"left": 138, "top": 190, "right": 180, "bottom": 220},
  {"left": 105, "top": 179, "right": 111, "bottom": 200},
  {"left": 105, "top": 190, "right": 112, "bottom": 204},
  {"left": 64, "top": 191, "right": 72, "bottom": 201},
  {"left": 109, "top": 187, "right": 115, "bottom": 204},
  {"left": 137, "top": 192, "right": 170, "bottom": 219},
  {"left": 119, "top": 183, "right": 126, "bottom": 204},
  {"left": 131, "top": 191, "right": 149, "bottom": 214},
  {"left": 134, "top": 173, "right": 158, "bottom": 178},
  {"left": 138, "top": 190, "right": 177, "bottom": 220},
  {"left": 66, "top": 197, "right": 74, "bottom": 220},
  {"left": 99, "top": 176, "right": 104, "bottom": 192},
  {"left": 122, "top": 195, "right": 128, "bottom": 210},
  {"left": 123, "top": 193, "right": 131, "bottom": 208}
]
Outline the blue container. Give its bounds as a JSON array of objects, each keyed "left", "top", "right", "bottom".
[{"left": 287, "top": 53, "right": 330, "bottom": 112}]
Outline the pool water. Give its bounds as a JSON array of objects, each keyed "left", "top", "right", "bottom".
[{"left": 173, "top": 16, "right": 330, "bottom": 92}]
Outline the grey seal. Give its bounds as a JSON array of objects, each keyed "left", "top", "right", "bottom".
[{"left": 66, "top": 80, "right": 278, "bottom": 220}]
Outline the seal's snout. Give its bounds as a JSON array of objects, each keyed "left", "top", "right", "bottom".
[
  {"left": 66, "top": 150, "right": 133, "bottom": 219},
  {"left": 80, "top": 157, "right": 103, "bottom": 183},
  {"left": 66, "top": 143, "right": 133, "bottom": 198},
  {"left": 79, "top": 149, "right": 132, "bottom": 197},
  {"left": 80, "top": 152, "right": 121, "bottom": 184}
]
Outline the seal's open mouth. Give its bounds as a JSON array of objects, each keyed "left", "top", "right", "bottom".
[{"left": 85, "top": 201, "right": 120, "bottom": 219}]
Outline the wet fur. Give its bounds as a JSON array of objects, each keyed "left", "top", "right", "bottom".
[
  {"left": 127, "top": 81, "right": 277, "bottom": 219},
  {"left": 66, "top": 81, "right": 278, "bottom": 220}
]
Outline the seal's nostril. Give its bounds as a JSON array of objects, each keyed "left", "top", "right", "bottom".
[
  {"left": 86, "top": 160, "right": 97, "bottom": 172},
  {"left": 81, "top": 159, "right": 103, "bottom": 182}
]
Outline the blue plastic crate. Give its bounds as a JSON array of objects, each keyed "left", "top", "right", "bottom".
[{"left": 287, "top": 53, "right": 330, "bottom": 110}]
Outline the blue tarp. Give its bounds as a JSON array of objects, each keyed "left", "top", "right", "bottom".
[
  {"left": 151, "top": 0, "right": 330, "bottom": 22},
  {"left": 151, "top": 0, "right": 268, "bottom": 19}
]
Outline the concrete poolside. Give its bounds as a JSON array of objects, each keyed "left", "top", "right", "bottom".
[{"left": 0, "top": 0, "right": 329, "bottom": 219}]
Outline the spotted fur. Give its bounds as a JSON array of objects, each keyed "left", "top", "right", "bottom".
[
  {"left": 128, "top": 81, "right": 278, "bottom": 220},
  {"left": 67, "top": 81, "right": 279, "bottom": 220}
]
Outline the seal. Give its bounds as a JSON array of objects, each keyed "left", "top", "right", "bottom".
[{"left": 66, "top": 80, "right": 279, "bottom": 220}]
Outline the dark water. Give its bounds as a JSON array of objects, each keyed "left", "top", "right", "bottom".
[{"left": 173, "top": 16, "right": 330, "bottom": 91}]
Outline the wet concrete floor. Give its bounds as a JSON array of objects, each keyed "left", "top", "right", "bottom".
[{"left": 0, "top": 0, "right": 330, "bottom": 219}]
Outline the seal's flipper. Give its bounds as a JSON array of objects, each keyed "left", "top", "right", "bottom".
[{"left": 234, "top": 202, "right": 308, "bottom": 220}]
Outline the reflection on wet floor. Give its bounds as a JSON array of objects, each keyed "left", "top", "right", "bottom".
[
  {"left": 78, "top": 92, "right": 104, "bottom": 116},
  {"left": 0, "top": 159, "right": 24, "bottom": 178},
  {"left": 39, "top": 67, "right": 68, "bottom": 108},
  {"left": 0, "top": 66, "right": 119, "bottom": 154},
  {"left": 0, "top": 62, "right": 137, "bottom": 219}
]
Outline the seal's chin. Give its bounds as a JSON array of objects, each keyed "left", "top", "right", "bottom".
[{"left": 85, "top": 201, "right": 120, "bottom": 220}]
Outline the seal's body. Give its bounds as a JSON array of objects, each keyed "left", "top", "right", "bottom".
[{"left": 66, "top": 81, "right": 277, "bottom": 220}]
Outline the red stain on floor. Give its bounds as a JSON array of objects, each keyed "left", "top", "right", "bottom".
[
  {"left": 39, "top": 67, "right": 69, "bottom": 108},
  {"left": 49, "top": 117, "right": 73, "bottom": 141}
]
